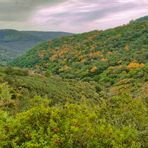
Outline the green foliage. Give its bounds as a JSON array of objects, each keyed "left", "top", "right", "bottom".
[
  {"left": 135, "top": 16, "right": 148, "bottom": 22},
  {"left": 0, "top": 94, "right": 148, "bottom": 147},
  {"left": 0, "top": 17, "right": 148, "bottom": 147},
  {"left": 0, "top": 66, "right": 100, "bottom": 112},
  {"left": 0, "top": 82, "right": 16, "bottom": 109},
  {"left": 0, "top": 66, "right": 148, "bottom": 147},
  {"left": 10, "top": 19, "right": 148, "bottom": 87}
]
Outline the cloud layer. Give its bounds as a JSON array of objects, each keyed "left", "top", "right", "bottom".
[{"left": 0, "top": 0, "right": 147, "bottom": 32}]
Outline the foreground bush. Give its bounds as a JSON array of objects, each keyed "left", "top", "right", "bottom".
[{"left": 0, "top": 94, "right": 148, "bottom": 148}]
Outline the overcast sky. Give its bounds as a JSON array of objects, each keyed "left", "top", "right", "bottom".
[{"left": 0, "top": 0, "right": 147, "bottom": 33}]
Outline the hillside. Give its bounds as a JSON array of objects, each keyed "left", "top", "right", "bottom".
[
  {"left": 0, "top": 66, "right": 100, "bottom": 111},
  {"left": 1, "top": 17, "right": 148, "bottom": 147},
  {"left": 11, "top": 19, "right": 148, "bottom": 86},
  {"left": 135, "top": 15, "right": 148, "bottom": 22},
  {"left": 0, "top": 67, "right": 148, "bottom": 147},
  {"left": 0, "top": 47, "right": 16, "bottom": 65},
  {"left": 0, "top": 29, "right": 72, "bottom": 64}
]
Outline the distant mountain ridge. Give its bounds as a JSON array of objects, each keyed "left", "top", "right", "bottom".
[
  {"left": 0, "top": 29, "right": 73, "bottom": 42},
  {"left": 0, "top": 29, "right": 40, "bottom": 42},
  {"left": 22, "top": 31, "right": 74, "bottom": 41},
  {"left": 0, "top": 29, "right": 73, "bottom": 64}
]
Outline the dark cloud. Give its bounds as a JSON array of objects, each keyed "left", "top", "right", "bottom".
[
  {"left": 0, "top": 0, "right": 147, "bottom": 32},
  {"left": 0, "top": 0, "right": 65, "bottom": 21}
]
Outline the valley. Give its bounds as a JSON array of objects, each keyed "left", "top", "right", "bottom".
[{"left": 0, "top": 29, "right": 72, "bottom": 64}]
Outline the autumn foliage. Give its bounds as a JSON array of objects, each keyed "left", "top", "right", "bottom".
[{"left": 127, "top": 62, "right": 144, "bottom": 70}]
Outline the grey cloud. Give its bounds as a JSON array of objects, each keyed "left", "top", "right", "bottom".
[
  {"left": 43, "top": 0, "right": 141, "bottom": 25},
  {"left": 0, "top": 0, "right": 147, "bottom": 32},
  {"left": 70, "top": 3, "right": 135, "bottom": 23},
  {"left": 0, "top": 0, "right": 65, "bottom": 21}
]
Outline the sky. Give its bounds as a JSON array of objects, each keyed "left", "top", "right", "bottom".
[{"left": 0, "top": 0, "right": 147, "bottom": 33}]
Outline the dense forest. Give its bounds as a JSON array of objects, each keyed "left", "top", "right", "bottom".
[
  {"left": 0, "top": 16, "right": 148, "bottom": 147},
  {"left": 11, "top": 18, "right": 148, "bottom": 84}
]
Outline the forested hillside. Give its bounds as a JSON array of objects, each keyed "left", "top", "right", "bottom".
[
  {"left": 0, "top": 30, "right": 72, "bottom": 64},
  {"left": 11, "top": 19, "right": 148, "bottom": 86},
  {"left": 135, "top": 15, "right": 148, "bottom": 22},
  {"left": 1, "top": 17, "right": 148, "bottom": 147},
  {"left": 0, "top": 47, "right": 16, "bottom": 65},
  {"left": 0, "top": 66, "right": 100, "bottom": 111},
  {"left": 0, "top": 65, "right": 148, "bottom": 147}
]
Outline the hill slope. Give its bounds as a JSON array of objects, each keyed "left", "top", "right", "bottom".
[
  {"left": 1, "top": 67, "right": 148, "bottom": 147},
  {"left": 0, "top": 29, "right": 72, "bottom": 64},
  {"left": 0, "top": 66, "right": 100, "bottom": 111},
  {"left": 135, "top": 15, "right": 148, "bottom": 22},
  {"left": 11, "top": 19, "right": 148, "bottom": 86},
  {"left": 1, "top": 17, "right": 148, "bottom": 147}
]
